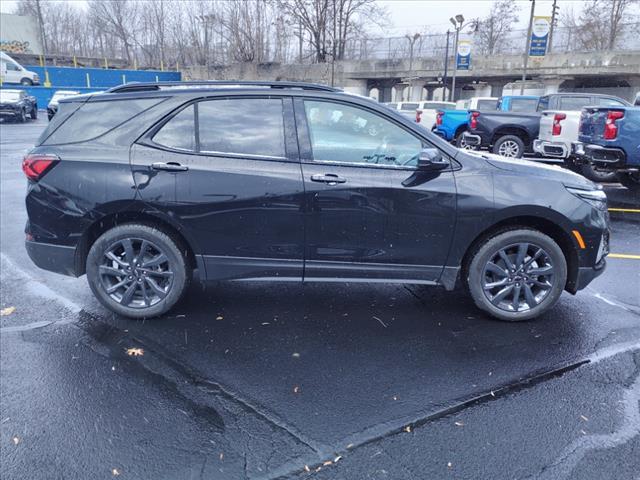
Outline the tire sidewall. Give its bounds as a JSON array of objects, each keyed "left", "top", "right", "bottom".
[
  {"left": 580, "top": 163, "right": 618, "bottom": 183},
  {"left": 493, "top": 135, "right": 525, "bottom": 158},
  {"left": 467, "top": 229, "right": 567, "bottom": 321},
  {"left": 86, "top": 225, "right": 188, "bottom": 319}
]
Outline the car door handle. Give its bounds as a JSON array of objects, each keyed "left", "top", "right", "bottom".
[
  {"left": 310, "top": 173, "right": 346, "bottom": 184},
  {"left": 151, "top": 162, "right": 188, "bottom": 172}
]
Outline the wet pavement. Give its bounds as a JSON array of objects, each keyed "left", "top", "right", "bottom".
[{"left": 1, "top": 117, "right": 639, "bottom": 479}]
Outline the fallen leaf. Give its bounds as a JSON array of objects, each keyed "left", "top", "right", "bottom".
[
  {"left": 454, "top": 421, "right": 464, "bottom": 427},
  {"left": 304, "top": 465, "right": 310, "bottom": 472},
  {"left": 580, "top": 429, "right": 587, "bottom": 435},
  {"left": 261, "top": 322, "right": 270, "bottom": 326},
  {"left": 1, "top": 306, "right": 16, "bottom": 316},
  {"left": 447, "top": 462, "right": 453, "bottom": 468},
  {"left": 216, "top": 315, "right": 224, "bottom": 321},
  {"left": 490, "top": 391, "right": 495, "bottom": 397},
  {"left": 111, "top": 468, "right": 121, "bottom": 476},
  {"left": 580, "top": 415, "right": 589, "bottom": 422},
  {"left": 219, "top": 452, "right": 224, "bottom": 461},
  {"left": 404, "top": 425, "right": 411, "bottom": 433},
  {"left": 392, "top": 396, "right": 398, "bottom": 401},
  {"left": 293, "top": 386, "right": 300, "bottom": 394},
  {"left": 334, "top": 455, "right": 342, "bottom": 462},
  {"left": 12, "top": 436, "right": 20, "bottom": 445},
  {"left": 292, "top": 352, "right": 300, "bottom": 358},
  {"left": 346, "top": 443, "right": 354, "bottom": 449},
  {"left": 323, "top": 460, "right": 332, "bottom": 466},
  {"left": 125, "top": 347, "right": 144, "bottom": 357}
]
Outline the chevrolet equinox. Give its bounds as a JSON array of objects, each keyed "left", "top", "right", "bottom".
[{"left": 23, "top": 81, "right": 609, "bottom": 321}]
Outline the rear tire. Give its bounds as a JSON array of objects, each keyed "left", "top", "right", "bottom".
[
  {"left": 466, "top": 229, "right": 567, "bottom": 322},
  {"left": 492, "top": 135, "right": 525, "bottom": 159},
  {"left": 579, "top": 163, "right": 618, "bottom": 183},
  {"left": 86, "top": 224, "right": 190, "bottom": 319},
  {"left": 30, "top": 106, "right": 38, "bottom": 120},
  {"left": 455, "top": 131, "right": 478, "bottom": 150},
  {"left": 18, "top": 109, "right": 27, "bottom": 123},
  {"left": 20, "top": 78, "right": 33, "bottom": 86}
]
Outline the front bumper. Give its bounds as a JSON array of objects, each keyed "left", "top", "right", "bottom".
[
  {"left": 25, "top": 240, "right": 80, "bottom": 277},
  {"left": 533, "top": 139, "right": 569, "bottom": 158},
  {"left": 0, "top": 107, "right": 20, "bottom": 117}
]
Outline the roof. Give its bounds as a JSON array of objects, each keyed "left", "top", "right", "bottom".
[{"left": 106, "top": 81, "right": 341, "bottom": 94}]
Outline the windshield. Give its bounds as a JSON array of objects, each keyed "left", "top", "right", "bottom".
[
  {"left": 51, "top": 91, "right": 80, "bottom": 104},
  {"left": 0, "top": 91, "right": 21, "bottom": 103}
]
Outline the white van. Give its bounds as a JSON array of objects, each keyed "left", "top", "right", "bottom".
[{"left": 0, "top": 52, "right": 40, "bottom": 85}]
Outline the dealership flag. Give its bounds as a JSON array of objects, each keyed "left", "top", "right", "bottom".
[
  {"left": 529, "top": 16, "right": 551, "bottom": 56},
  {"left": 456, "top": 40, "right": 471, "bottom": 70}
]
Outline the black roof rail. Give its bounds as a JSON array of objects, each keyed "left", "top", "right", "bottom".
[{"left": 106, "top": 81, "right": 341, "bottom": 94}]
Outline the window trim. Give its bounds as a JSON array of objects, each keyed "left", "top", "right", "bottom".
[
  {"left": 141, "top": 95, "right": 298, "bottom": 163},
  {"left": 294, "top": 97, "right": 429, "bottom": 171}
]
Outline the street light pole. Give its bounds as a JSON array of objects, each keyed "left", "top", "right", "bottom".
[
  {"left": 449, "top": 15, "right": 463, "bottom": 102},
  {"left": 521, "top": 0, "right": 536, "bottom": 95},
  {"left": 443, "top": 30, "right": 450, "bottom": 101},
  {"left": 405, "top": 33, "right": 420, "bottom": 101}
]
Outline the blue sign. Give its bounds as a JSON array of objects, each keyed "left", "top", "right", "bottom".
[
  {"left": 529, "top": 17, "right": 551, "bottom": 56},
  {"left": 456, "top": 41, "right": 471, "bottom": 70}
]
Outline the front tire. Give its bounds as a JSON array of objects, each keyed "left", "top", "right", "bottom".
[
  {"left": 466, "top": 229, "right": 567, "bottom": 321},
  {"left": 86, "top": 224, "right": 190, "bottom": 319},
  {"left": 20, "top": 78, "right": 33, "bottom": 86},
  {"left": 492, "top": 135, "right": 525, "bottom": 159},
  {"left": 579, "top": 163, "right": 618, "bottom": 183}
]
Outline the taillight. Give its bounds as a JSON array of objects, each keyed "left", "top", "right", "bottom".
[
  {"left": 552, "top": 113, "right": 566, "bottom": 136},
  {"left": 436, "top": 112, "right": 443, "bottom": 126},
  {"left": 603, "top": 110, "right": 624, "bottom": 140},
  {"left": 22, "top": 154, "right": 59, "bottom": 181},
  {"left": 416, "top": 109, "right": 422, "bottom": 123},
  {"left": 470, "top": 111, "right": 480, "bottom": 129}
]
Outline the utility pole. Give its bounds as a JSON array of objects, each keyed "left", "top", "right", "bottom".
[
  {"left": 443, "top": 30, "right": 450, "bottom": 101},
  {"left": 521, "top": 0, "right": 536, "bottom": 95},
  {"left": 405, "top": 33, "right": 420, "bottom": 101},
  {"left": 298, "top": 20, "right": 303, "bottom": 63},
  {"left": 450, "top": 15, "right": 464, "bottom": 102},
  {"left": 35, "top": 0, "right": 49, "bottom": 86},
  {"left": 548, "top": 0, "right": 559, "bottom": 54}
]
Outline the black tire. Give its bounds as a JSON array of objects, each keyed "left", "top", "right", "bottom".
[
  {"left": 618, "top": 172, "right": 640, "bottom": 193},
  {"left": 466, "top": 228, "right": 567, "bottom": 322},
  {"left": 30, "top": 106, "right": 38, "bottom": 120},
  {"left": 20, "top": 78, "right": 33, "bottom": 86},
  {"left": 492, "top": 135, "right": 525, "bottom": 159},
  {"left": 18, "top": 109, "right": 27, "bottom": 123},
  {"left": 579, "top": 163, "right": 618, "bottom": 183},
  {"left": 86, "top": 224, "right": 191, "bottom": 319}
]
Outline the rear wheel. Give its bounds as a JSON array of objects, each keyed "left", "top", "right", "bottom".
[
  {"left": 492, "top": 135, "right": 525, "bottom": 159},
  {"left": 86, "top": 224, "right": 190, "bottom": 319},
  {"left": 618, "top": 172, "right": 640, "bottom": 193},
  {"left": 579, "top": 163, "right": 618, "bottom": 183},
  {"left": 30, "top": 106, "right": 37, "bottom": 120},
  {"left": 20, "top": 78, "right": 33, "bottom": 86},
  {"left": 466, "top": 229, "right": 567, "bottom": 321},
  {"left": 455, "top": 131, "right": 478, "bottom": 150},
  {"left": 18, "top": 109, "right": 27, "bottom": 123}
]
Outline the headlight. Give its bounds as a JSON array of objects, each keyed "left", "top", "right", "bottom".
[{"left": 566, "top": 186, "right": 608, "bottom": 211}]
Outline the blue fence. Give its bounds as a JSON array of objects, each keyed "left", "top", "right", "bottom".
[{"left": 1, "top": 66, "right": 181, "bottom": 108}]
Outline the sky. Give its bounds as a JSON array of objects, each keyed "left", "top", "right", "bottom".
[{"left": 0, "top": 0, "right": 587, "bottom": 34}]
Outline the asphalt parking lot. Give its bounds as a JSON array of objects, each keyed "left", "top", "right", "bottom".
[{"left": 1, "top": 117, "right": 639, "bottom": 480}]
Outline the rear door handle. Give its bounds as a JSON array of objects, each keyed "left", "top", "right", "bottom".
[
  {"left": 151, "top": 162, "right": 188, "bottom": 172},
  {"left": 310, "top": 173, "right": 346, "bottom": 184}
]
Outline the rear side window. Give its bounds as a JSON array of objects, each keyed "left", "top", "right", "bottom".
[
  {"left": 559, "top": 96, "right": 591, "bottom": 110},
  {"left": 198, "top": 98, "right": 285, "bottom": 158},
  {"left": 536, "top": 96, "right": 549, "bottom": 112},
  {"left": 153, "top": 105, "right": 196, "bottom": 151},
  {"left": 509, "top": 98, "right": 538, "bottom": 112},
  {"left": 476, "top": 99, "right": 498, "bottom": 110},
  {"left": 43, "top": 98, "right": 162, "bottom": 145},
  {"left": 597, "top": 97, "right": 626, "bottom": 107}
]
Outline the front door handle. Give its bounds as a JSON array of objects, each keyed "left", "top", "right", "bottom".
[
  {"left": 310, "top": 173, "right": 346, "bottom": 185},
  {"left": 151, "top": 162, "right": 188, "bottom": 172}
]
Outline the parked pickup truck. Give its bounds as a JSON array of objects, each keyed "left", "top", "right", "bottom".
[
  {"left": 464, "top": 93, "right": 628, "bottom": 159},
  {"left": 415, "top": 101, "right": 456, "bottom": 129},
  {"left": 0, "top": 89, "right": 37, "bottom": 122},
  {"left": 433, "top": 97, "right": 498, "bottom": 148},
  {"left": 575, "top": 105, "right": 640, "bottom": 192},
  {"left": 533, "top": 96, "right": 630, "bottom": 181}
]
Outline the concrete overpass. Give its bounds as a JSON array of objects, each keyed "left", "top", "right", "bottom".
[{"left": 340, "top": 50, "right": 640, "bottom": 102}]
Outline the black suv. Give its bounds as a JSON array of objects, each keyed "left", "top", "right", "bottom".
[{"left": 24, "top": 81, "right": 609, "bottom": 321}]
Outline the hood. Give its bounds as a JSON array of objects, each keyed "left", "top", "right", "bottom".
[{"left": 465, "top": 151, "right": 596, "bottom": 189}]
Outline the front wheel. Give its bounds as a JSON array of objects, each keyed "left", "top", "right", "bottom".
[
  {"left": 466, "top": 229, "right": 567, "bottom": 321},
  {"left": 492, "top": 135, "right": 525, "bottom": 159},
  {"left": 86, "top": 224, "right": 190, "bottom": 319},
  {"left": 20, "top": 78, "right": 33, "bottom": 86}
]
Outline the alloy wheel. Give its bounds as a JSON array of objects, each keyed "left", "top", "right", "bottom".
[
  {"left": 482, "top": 242, "right": 555, "bottom": 313},
  {"left": 497, "top": 140, "right": 520, "bottom": 157},
  {"left": 98, "top": 238, "right": 174, "bottom": 308}
]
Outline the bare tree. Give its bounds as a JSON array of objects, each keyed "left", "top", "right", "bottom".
[{"left": 475, "top": 0, "right": 519, "bottom": 55}]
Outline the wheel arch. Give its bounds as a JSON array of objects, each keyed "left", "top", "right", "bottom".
[
  {"left": 76, "top": 210, "right": 200, "bottom": 277},
  {"left": 459, "top": 215, "right": 579, "bottom": 293},
  {"left": 491, "top": 127, "right": 530, "bottom": 146}
]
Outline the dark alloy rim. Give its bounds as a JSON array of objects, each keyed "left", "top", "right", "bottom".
[
  {"left": 98, "top": 238, "right": 174, "bottom": 308},
  {"left": 482, "top": 242, "right": 555, "bottom": 313}
]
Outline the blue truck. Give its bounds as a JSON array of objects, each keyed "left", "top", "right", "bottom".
[
  {"left": 434, "top": 95, "right": 538, "bottom": 148},
  {"left": 575, "top": 105, "right": 640, "bottom": 192}
]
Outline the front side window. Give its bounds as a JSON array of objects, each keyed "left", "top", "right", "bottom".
[
  {"left": 153, "top": 104, "right": 196, "bottom": 151},
  {"left": 198, "top": 98, "right": 285, "bottom": 158},
  {"left": 304, "top": 100, "right": 422, "bottom": 167},
  {"left": 597, "top": 97, "right": 626, "bottom": 107}
]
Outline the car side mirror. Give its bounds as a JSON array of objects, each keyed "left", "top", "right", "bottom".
[{"left": 417, "top": 148, "right": 448, "bottom": 170}]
